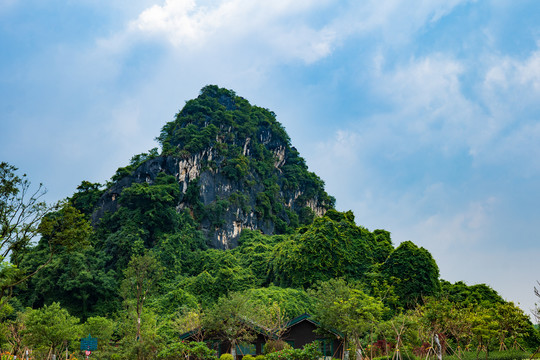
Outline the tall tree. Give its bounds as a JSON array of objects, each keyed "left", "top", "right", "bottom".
[
  {"left": 312, "top": 278, "right": 385, "bottom": 359},
  {"left": 2, "top": 202, "right": 91, "bottom": 310},
  {"left": 120, "top": 252, "right": 163, "bottom": 347},
  {"left": 1, "top": 162, "right": 50, "bottom": 259},
  {"left": 0, "top": 162, "right": 51, "bottom": 306}
]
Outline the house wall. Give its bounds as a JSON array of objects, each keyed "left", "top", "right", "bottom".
[
  {"left": 179, "top": 316, "right": 344, "bottom": 360},
  {"left": 281, "top": 320, "right": 343, "bottom": 359}
]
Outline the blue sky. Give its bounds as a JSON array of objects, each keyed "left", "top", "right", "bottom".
[{"left": 2, "top": 0, "right": 540, "bottom": 316}]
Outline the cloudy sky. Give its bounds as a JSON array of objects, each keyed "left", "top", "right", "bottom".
[{"left": 2, "top": 0, "right": 540, "bottom": 316}]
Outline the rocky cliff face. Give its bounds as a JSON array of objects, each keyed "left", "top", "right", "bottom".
[{"left": 92, "top": 85, "right": 334, "bottom": 249}]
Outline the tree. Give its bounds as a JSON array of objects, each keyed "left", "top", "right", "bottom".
[
  {"left": 157, "top": 341, "right": 216, "bottom": 360},
  {"left": 21, "top": 302, "right": 81, "bottom": 359},
  {"left": 203, "top": 292, "right": 262, "bottom": 359},
  {"left": 381, "top": 241, "right": 440, "bottom": 309},
  {"left": 172, "top": 307, "right": 205, "bottom": 342},
  {"left": 534, "top": 281, "right": 540, "bottom": 324},
  {"left": 0, "top": 162, "right": 52, "bottom": 306},
  {"left": 120, "top": 252, "right": 163, "bottom": 347},
  {"left": 1, "top": 162, "right": 50, "bottom": 258},
  {"left": 241, "top": 286, "right": 314, "bottom": 320},
  {"left": 70, "top": 181, "right": 104, "bottom": 216},
  {"left": 12, "top": 204, "right": 94, "bottom": 314},
  {"left": 272, "top": 210, "right": 389, "bottom": 288},
  {"left": 116, "top": 308, "right": 164, "bottom": 360},
  {"left": 311, "top": 278, "right": 385, "bottom": 360},
  {"left": 494, "top": 301, "right": 532, "bottom": 351},
  {"left": 82, "top": 316, "right": 116, "bottom": 351}
]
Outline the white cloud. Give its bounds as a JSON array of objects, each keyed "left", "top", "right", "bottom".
[
  {"left": 125, "top": 0, "right": 471, "bottom": 64},
  {"left": 474, "top": 44, "right": 540, "bottom": 174},
  {"left": 484, "top": 44, "right": 540, "bottom": 93},
  {"left": 325, "top": 0, "right": 472, "bottom": 45},
  {"left": 128, "top": 0, "right": 337, "bottom": 63},
  {"left": 407, "top": 196, "right": 497, "bottom": 250},
  {"left": 367, "top": 53, "right": 486, "bottom": 158}
]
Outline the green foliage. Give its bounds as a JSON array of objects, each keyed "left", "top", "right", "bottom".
[
  {"left": 149, "top": 285, "right": 199, "bottom": 316},
  {"left": 111, "top": 148, "right": 159, "bottom": 182},
  {"left": 21, "top": 302, "right": 81, "bottom": 358},
  {"left": 13, "top": 203, "right": 100, "bottom": 318},
  {"left": 121, "top": 252, "right": 163, "bottom": 344},
  {"left": 155, "top": 85, "right": 334, "bottom": 234},
  {"left": 263, "top": 340, "right": 290, "bottom": 354},
  {"left": 444, "top": 350, "right": 539, "bottom": 360},
  {"left": 0, "top": 162, "right": 53, "bottom": 306},
  {"left": 381, "top": 241, "right": 440, "bottom": 309},
  {"left": 70, "top": 181, "right": 104, "bottom": 216},
  {"left": 18, "top": 245, "right": 117, "bottom": 319},
  {"left": 241, "top": 286, "right": 314, "bottom": 320},
  {"left": 8, "top": 89, "right": 538, "bottom": 360},
  {"left": 0, "top": 162, "right": 50, "bottom": 261},
  {"left": 220, "top": 353, "right": 234, "bottom": 360},
  {"left": 440, "top": 280, "right": 505, "bottom": 307},
  {"left": 311, "top": 278, "right": 385, "bottom": 349},
  {"left": 177, "top": 249, "right": 260, "bottom": 305},
  {"left": 415, "top": 296, "right": 540, "bottom": 353},
  {"left": 265, "top": 342, "right": 321, "bottom": 360},
  {"left": 232, "top": 230, "right": 279, "bottom": 285},
  {"left": 272, "top": 210, "right": 393, "bottom": 288},
  {"left": 154, "top": 211, "right": 208, "bottom": 278},
  {"left": 223, "top": 156, "right": 250, "bottom": 181},
  {"left": 118, "top": 173, "right": 181, "bottom": 243},
  {"left": 203, "top": 292, "right": 263, "bottom": 349},
  {"left": 115, "top": 307, "right": 164, "bottom": 360},
  {"left": 82, "top": 316, "right": 116, "bottom": 350},
  {"left": 158, "top": 341, "right": 217, "bottom": 360}
]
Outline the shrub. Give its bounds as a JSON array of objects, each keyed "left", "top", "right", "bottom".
[
  {"left": 243, "top": 355, "right": 255, "bottom": 360},
  {"left": 265, "top": 342, "right": 321, "bottom": 360},
  {"left": 158, "top": 341, "right": 217, "bottom": 360},
  {"left": 444, "top": 350, "right": 538, "bottom": 360},
  {"left": 220, "top": 353, "right": 234, "bottom": 360},
  {"left": 263, "top": 340, "right": 289, "bottom": 354}
]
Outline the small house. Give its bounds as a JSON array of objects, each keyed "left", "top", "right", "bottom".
[{"left": 179, "top": 313, "right": 343, "bottom": 360}]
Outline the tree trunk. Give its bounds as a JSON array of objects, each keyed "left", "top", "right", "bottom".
[
  {"left": 137, "top": 316, "right": 141, "bottom": 341},
  {"left": 231, "top": 341, "right": 237, "bottom": 360}
]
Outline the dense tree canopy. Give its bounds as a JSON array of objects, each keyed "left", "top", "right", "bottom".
[
  {"left": 381, "top": 241, "right": 441, "bottom": 309},
  {"left": 2, "top": 87, "right": 538, "bottom": 359},
  {"left": 271, "top": 210, "right": 392, "bottom": 288}
]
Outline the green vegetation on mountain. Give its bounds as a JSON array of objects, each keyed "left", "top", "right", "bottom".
[{"left": 0, "top": 87, "right": 538, "bottom": 359}]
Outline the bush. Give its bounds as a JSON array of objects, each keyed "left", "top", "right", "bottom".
[
  {"left": 443, "top": 350, "right": 538, "bottom": 360},
  {"left": 265, "top": 342, "right": 321, "bottom": 360},
  {"left": 263, "top": 340, "right": 289, "bottom": 354},
  {"left": 243, "top": 355, "right": 255, "bottom": 360},
  {"left": 158, "top": 341, "right": 217, "bottom": 360},
  {"left": 255, "top": 355, "right": 266, "bottom": 360},
  {"left": 220, "top": 353, "right": 234, "bottom": 360}
]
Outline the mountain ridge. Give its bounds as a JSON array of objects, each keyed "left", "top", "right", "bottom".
[{"left": 91, "top": 85, "right": 334, "bottom": 249}]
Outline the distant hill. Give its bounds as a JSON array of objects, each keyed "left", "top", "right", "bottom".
[{"left": 91, "top": 85, "right": 335, "bottom": 249}]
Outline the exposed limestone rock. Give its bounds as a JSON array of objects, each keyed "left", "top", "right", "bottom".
[{"left": 92, "top": 86, "right": 334, "bottom": 249}]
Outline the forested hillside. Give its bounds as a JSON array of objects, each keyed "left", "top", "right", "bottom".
[{"left": 1, "top": 86, "right": 538, "bottom": 360}]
